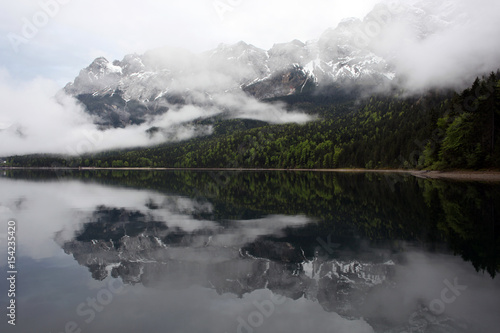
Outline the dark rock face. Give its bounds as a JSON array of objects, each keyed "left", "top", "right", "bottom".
[
  {"left": 242, "top": 65, "right": 314, "bottom": 100},
  {"left": 75, "top": 91, "right": 170, "bottom": 129}
]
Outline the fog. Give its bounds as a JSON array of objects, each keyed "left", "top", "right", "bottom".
[
  {"left": 0, "top": 67, "right": 312, "bottom": 156},
  {"left": 372, "top": 0, "right": 500, "bottom": 90},
  {"left": 1, "top": 0, "right": 500, "bottom": 156},
  {"left": 0, "top": 70, "right": 197, "bottom": 156}
]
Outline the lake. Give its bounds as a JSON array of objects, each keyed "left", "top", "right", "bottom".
[{"left": 0, "top": 170, "right": 499, "bottom": 333}]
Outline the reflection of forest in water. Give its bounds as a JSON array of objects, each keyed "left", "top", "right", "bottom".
[{"left": 4, "top": 169, "right": 500, "bottom": 277}]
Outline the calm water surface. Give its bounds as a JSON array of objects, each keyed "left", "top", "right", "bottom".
[{"left": 0, "top": 170, "right": 499, "bottom": 333}]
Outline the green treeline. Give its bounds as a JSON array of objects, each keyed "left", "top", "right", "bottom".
[
  {"left": 422, "top": 73, "right": 500, "bottom": 169},
  {"left": 5, "top": 72, "right": 500, "bottom": 170}
]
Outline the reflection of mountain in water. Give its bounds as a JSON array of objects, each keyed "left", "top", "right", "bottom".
[
  {"left": 6, "top": 168, "right": 499, "bottom": 278},
  {"left": 61, "top": 206, "right": 395, "bottom": 320},
  {"left": 9, "top": 169, "right": 487, "bottom": 279}
]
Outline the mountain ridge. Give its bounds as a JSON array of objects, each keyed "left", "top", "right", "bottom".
[{"left": 64, "top": 0, "right": 463, "bottom": 128}]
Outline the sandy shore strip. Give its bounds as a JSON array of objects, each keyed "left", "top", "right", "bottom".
[
  {"left": 410, "top": 170, "right": 500, "bottom": 182},
  {"left": 2, "top": 167, "right": 500, "bottom": 182}
]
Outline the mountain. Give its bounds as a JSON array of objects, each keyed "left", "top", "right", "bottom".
[
  {"left": 8, "top": 70, "right": 500, "bottom": 171},
  {"left": 64, "top": 0, "right": 462, "bottom": 128}
]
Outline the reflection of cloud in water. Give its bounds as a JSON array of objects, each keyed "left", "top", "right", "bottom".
[
  {"left": 209, "top": 215, "right": 313, "bottom": 248},
  {"left": 2, "top": 176, "right": 500, "bottom": 333},
  {"left": 60, "top": 214, "right": 500, "bottom": 333},
  {"left": 61, "top": 214, "right": 395, "bottom": 328},
  {"left": 0, "top": 177, "right": 313, "bottom": 264},
  {"left": 0, "top": 204, "right": 12, "bottom": 216},
  {"left": 0, "top": 178, "right": 218, "bottom": 264},
  {"left": 361, "top": 251, "right": 500, "bottom": 333},
  {"left": 73, "top": 286, "right": 376, "bottom": 333}
]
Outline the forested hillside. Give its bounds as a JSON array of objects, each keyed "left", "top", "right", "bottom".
[{"left": 5, "top": 72, "right": 500, "bottom": 170}]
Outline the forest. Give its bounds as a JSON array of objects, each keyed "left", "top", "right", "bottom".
[{"left": 4, "top": 71, "right": 500, "bottom": 170}]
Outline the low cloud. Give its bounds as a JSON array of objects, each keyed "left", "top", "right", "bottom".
[
  {"left": 0, "top": 67, "right": 313, "bottom": 157},
  {"left": 0, "top": 72, "right": 211, "bottom": 156},
  {"left": 213, "top": 92, "right": 314, "bottom": 124},
  {"left": 371, "top": 0, "right": 500, "bottom": 90}
]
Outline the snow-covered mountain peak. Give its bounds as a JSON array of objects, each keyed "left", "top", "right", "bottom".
[
  {"left": 64, "top": 0, "right": 465, "bottom": 128},
  {"left": 65, "top": 57, "right": 123, "bottom": 95},
  {"left": 208, "top": 41, "right": 267, "bottom": 64},
  {"left": 114, "top": 54, "right": 146, "bottom": 75}
]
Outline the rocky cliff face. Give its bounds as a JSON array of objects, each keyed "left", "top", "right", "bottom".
[{"left": 64, "top": 1, "right": 461, "bottom": 128}]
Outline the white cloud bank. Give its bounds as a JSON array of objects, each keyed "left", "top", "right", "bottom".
[
  {"left": 0, "top": 68, "right": 312, "bottom": 156},
  {"left": 373, "top": 0, "right": 500, "bottom": 90}
]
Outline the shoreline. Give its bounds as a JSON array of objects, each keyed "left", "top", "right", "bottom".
[
  {"left": 409, "top": 170, "right": 500, "bottom": 182},
  {"left": 2, "top": 167, "right": 500, "bottom": 182}
]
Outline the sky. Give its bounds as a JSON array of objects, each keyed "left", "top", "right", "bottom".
[
  {"left": 0, "top": 0, "right": 500, "bottom": 156},
  {"left": 0, "top": 0, "right": 379, "bottom": 85}
]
